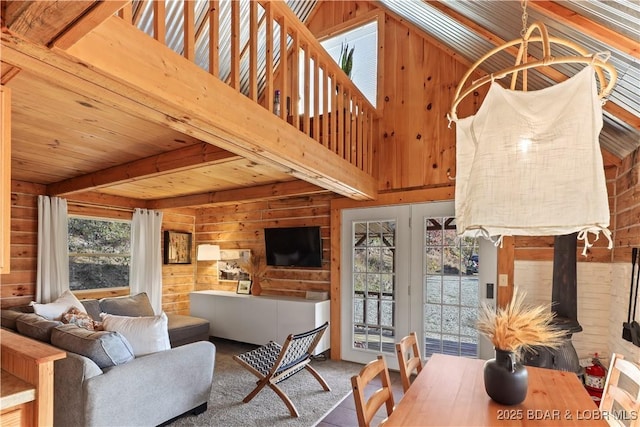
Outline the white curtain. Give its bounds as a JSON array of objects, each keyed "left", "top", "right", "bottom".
[
  {"left": 37, "top": 196, "right": 69, "bottom": 303},
  {"left": 130, "top": 208, "right": 164, "bottom": 314}
]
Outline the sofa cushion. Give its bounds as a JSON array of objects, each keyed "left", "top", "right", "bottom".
[
  {"left": 31, "top": 290, "right": 86, "bottom": 320},
  {"left": 167, "top": 314, "right": 210, "bottom": 347},
  {"left": 80, "top": 299, "right": 102, "bottom": 321},
  {"left": 1, "top": 306, "right": 33, "bottom": 331},
  {"left": 51, "top": 324, "right": 135, "bottom": 369},
  {"left": 99, "top": 293, "right": 154, "bottom": 317},
  {"left": 101, "top": 312, "right": 170, "bottom": 356},
  {"left": 15, "top": 313, "right": 63, "bottom": 343}
]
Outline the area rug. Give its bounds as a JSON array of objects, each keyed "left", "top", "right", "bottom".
[{"left": 169, "top": 338, "right": 362, "bottom": 427}]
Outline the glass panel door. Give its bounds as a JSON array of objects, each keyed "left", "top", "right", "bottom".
[
  {"left": 352, "top": 220, "right": 396, "bottom": 352},
  {"left": 341, "top": 206, "right": 410, "bottom": 368},
  {"left": 422, "top": 216, "right": 480, "bottom": 358},
  {"left": 341, "top": 202, "right": 494, "bottom": 366}
]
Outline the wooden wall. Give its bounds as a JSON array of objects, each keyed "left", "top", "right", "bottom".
[
  {"left": 1, "top": 181, "right": 40, "bottom": 308},
  {"left": 194, "top": 194, "right": 333, "bottom": 298},
  {"left": 307, "top": 1, "right": 487, "bottom": 193},
  {"left": 1, "top": 180, "right": 196, "bottom": 315},
  {"left": 161, "top": 208, "right": 196, "bottom": 314},
  {"left": 613, "top": 149, "right": 640, "bottom": 261}
]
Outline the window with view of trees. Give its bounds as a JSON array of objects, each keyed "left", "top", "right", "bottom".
[{"left": 68, "top": 216, "right": 131, "bottom": 291}]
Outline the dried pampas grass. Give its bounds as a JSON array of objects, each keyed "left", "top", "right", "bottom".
[
  {"left": 239, "top": 252, "right": 268, "bottom": 281},
  {"left": 476, "top": 288, "right": 566, "bottom": 353}
]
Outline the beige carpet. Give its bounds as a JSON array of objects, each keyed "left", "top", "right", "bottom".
[{"left": 169, "top": 338, "right": 362, "bottom": 427}]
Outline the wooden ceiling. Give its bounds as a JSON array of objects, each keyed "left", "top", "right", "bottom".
[
  {"left": 2, "top": 1, "right": 638, "bottom": 210},
  {"left": 2, "top": 1, "right": 336, "bottom": 210}
]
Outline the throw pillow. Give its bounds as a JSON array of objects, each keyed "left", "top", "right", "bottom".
[
  {"left": 61, "top": 307, "right": 97, "bottom": 331},
  {"left": 100, "top": 312, "right": 170, "bottom": 356},
  {"left": 31, "top": 290, "right": 86, "bottom": 320},
  {"left": 51, "top": 324, "right": 135, "bottom": 369},
  {"left": 80, "top": 299, "right": 102, "bottom": 320},
  {"left": 15, "top": 313, "right": 63, "bottom": 343},
  {"left": 99, "top": 292, "right": 155, "bottom": 317}
]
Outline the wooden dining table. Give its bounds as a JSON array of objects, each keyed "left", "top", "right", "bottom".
[{"left": 385, "top": 353, "right": 608, "bottom": 426}]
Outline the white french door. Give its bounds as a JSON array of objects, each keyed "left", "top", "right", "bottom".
[
  {"left": 341, "top": 202, "right": 496, "bottom": 369},
  {"left": 341, "top": 205, "right": 411, "bottom": 368}
]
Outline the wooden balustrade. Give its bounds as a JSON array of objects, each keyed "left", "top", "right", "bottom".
[{"left": 117, "top": 0, "right": 374, "bottom": 175}]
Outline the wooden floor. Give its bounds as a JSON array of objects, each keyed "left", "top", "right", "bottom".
[{"left": 317, "top": 369, "right": 405, "bottom": 427}]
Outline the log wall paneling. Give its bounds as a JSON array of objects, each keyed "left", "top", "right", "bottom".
[
  {"left": 1, "top": 181, "right": 41, "bottom": 308},
  {"left": 613, "top": 149, "right": 640, "bottom": 262},
  {"left": 161, "top": 208, "right": 196, "bottom": 315},
  {"left": 2, "top": 181, "right": 196, "bottom": 315},
  {"left": 194, "top": 194, "right": 332, "bottom": 301},
  {"left": 0, "top": 86, "right": 10, "bottom": 274}
]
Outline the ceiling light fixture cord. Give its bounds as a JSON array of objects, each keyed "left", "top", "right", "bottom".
[{"left": 520, "top": 0, "right": 529, "bottom": 39}]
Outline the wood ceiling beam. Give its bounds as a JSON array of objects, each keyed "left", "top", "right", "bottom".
[
  {"left": 600, "top": 147, "right": 622, "bottom": 168},
  {"left": 65, "top": 191, "right": 144, "bottom": 211},
  {"left": 52, "top": 1, "right": 130, "bottom": 50},
  {"left": 425, "top": 1, "right": 639, "bottom": 133},
  {"left": 47, "top": 143, "right": 240, "bottom": 196},
  {"left": 62, "top": 16, "right": 376, "bottom": 200},
  {"left": 1, "top": 18, "right": 376, "bottom": 201},
  {"left": 2, "top": 1, "right": 96, "bottom": 45},
  {"left": 147, "top": 180, "right": 329, "bottom": 209},
  {"left": 0, "top": 62, "right": 20, "bottom": 85},
  {"left": 528, "top": 0, "right": 640, "bottom": 60}
]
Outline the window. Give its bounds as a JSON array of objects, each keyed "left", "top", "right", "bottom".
[
  {"left": 321, "top": 20, "right": 379, "bottom": 107},
  {"left": 68, "top": 216, "right": 131, "bottom": 291}
]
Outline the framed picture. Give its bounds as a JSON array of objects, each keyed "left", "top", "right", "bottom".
[
  {"left": 237, "top": 280, "right": 252, "bottom": 295},
  {"left": 218, "top": 249, "right": 251, "bottom": 283},
  {"left": 163, "top": 231, "right": 192, "bottom": 264}
]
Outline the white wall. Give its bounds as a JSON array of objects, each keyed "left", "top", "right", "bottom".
[
  {"left": 609, "top": 262, "right": 640, "bottom": 363},
  {"left": 514, "top": 260, "right": 611, "bottom": 361}
]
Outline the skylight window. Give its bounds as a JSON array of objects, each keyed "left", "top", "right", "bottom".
[{"left": 321, "top": 20, "right": 378, "bottom": 107}]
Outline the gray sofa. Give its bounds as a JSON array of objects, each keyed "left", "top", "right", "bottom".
[
  {"left": 1, "top": 293, "right": 216, "bottom": 427},
  {"left": 80, "top": 292, "right": 211, "bottom": 348}
]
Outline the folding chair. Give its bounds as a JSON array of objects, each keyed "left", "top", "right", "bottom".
[
  {"left": 395, "top": 332, "right": 423, "bottom": 393},
  {"left": 233, "top": 322, "right": 330, "bottom": 417}
]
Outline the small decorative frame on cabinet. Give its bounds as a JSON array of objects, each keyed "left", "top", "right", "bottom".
[
  {"left": 163, "top": 231, "right": 192, "bottom": 264},
  {"left": 236, "top": 280, "right": 252, "bottom": 295}
]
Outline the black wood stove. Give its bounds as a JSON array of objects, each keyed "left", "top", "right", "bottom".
[{"left": 523, "top": 232, "right": 584, "bottom": 375}]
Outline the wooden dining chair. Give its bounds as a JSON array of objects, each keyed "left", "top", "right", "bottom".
[
  {"left": 351, "top": 355, "right": 395, "bottom": 427},
  {"left": 600, "top": 353, "right": 640, "bottom": 427},
  {"left": 395, "top": 332, "right": 423, "bottom": 393}
]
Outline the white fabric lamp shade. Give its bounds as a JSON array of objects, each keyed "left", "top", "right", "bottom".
[{"left": 197, "top": 244, "right": 221, "bottom": 261}]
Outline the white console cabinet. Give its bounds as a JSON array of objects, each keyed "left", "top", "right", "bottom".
[{"left": 190, "top": 290, "right": 330, "bottom": 355}]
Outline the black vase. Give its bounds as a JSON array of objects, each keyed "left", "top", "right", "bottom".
[{"left": 484, "top": 348, "right": 528, "bottom": 405}]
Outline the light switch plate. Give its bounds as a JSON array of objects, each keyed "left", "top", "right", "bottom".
[{"left": 499, "top": 274, "right": 508, "bottom": 287}]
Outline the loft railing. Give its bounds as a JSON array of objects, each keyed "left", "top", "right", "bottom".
[{"left": 117, "top": 0, "right": 375, "bottom": 175}]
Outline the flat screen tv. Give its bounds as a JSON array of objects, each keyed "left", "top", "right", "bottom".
[{"left": 264, "top": 226, "right": 322, "bottom": 267}]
